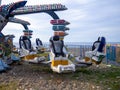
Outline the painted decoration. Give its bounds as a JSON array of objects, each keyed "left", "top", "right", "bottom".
[
  {"left": 50, "top": 19, "right": 70, "bottom": 25},
  {"left": 23, "top": 29, "right": 33, "bottom": 38},
  {"left": 0, "top": 1, "right": 27, "bottom": 16},
  {"left": 52, "top": 25, "right": 69, "bottom": 31},
  {"left": 54, "top": 31, "right": 68, "bottom": 36},
  {"left": 11, "top": 4, "right": 67, "bottom": 15}
]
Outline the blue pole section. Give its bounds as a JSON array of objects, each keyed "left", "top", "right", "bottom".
[
  {"left": 112, "top": 46, "right": 116, "bottom": 61},
  {"left": 114, "top": 46, "right": 116, "bottom": 61},
  {"left": 106, "top": 45, "right": 110, "bottom": 64},
  {"left": 45, "top": 11, "right": 59, "bottom": 19},
  {"left": 0, "top": 59, "right": 5, "bottom": 71},
  {"left": 111, "top": 46, "right": 113, "bottom": 61}
]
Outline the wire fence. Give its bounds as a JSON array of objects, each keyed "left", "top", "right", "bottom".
[
  {"left": 66, "top": 44, "right": 120, "bottom": 65},
  {"left": 44, "top": 43, "right": 120, "bottom": 65}
]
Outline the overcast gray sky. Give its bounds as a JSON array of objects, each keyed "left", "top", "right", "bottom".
[{"left": 2, "top": 0, "right": 120, "bottom": 43}]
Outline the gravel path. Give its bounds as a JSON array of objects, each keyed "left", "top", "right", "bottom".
[{"left": 0, "top": 63, "right": 107, "bottom": 90}]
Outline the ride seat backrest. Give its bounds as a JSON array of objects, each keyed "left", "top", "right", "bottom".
[
  {"left": 19, "top": 36, "right": 32, "bottom": 51},
  {"left": 92, "top": 37, "right": 106, "bottom": 53},
  {"left": 92, "top": 41, "right": 100, "bottom": 51},
  {"left": 36, "top": 38, "right": 43, "bottom": 47},
  {"left": 50, "top": 39, "right": 65, "bottom": 57},
  {"left": 97, "top": 37, "right": 106, "bottom": 52}
]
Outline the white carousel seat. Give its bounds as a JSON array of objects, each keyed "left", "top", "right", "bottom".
[
  {"left": 85, "top": 37, "right": 106, "bottom": 64},
  {"left": 19, "top": 36, "right": 36, "bottom": 57},
  {"left": 49, "top": 36, "right": 75, "bottom": 73},
  {"left": 36, "top": 38, "right": 46, "bottom": 53}
]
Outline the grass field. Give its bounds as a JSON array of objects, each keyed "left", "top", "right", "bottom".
[{"left": 0, "top": 63, "right": 120, "bottom": 90}]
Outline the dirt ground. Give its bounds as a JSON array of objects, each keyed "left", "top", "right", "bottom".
[{"left": 0, "top": 62, "right": 120, "bottom": 90}]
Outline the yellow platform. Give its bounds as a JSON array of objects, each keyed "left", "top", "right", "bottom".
[
  {"left": 85, "top": 57, "right": 90, "bottom": 62},
  {"left": 21, "top": 52, "right": 49, "bottom": 61},
  {"left": 23, "top": 54, "right": 37, "bottom": 60},
  {"left": 52, "top": 60, "right": 68, "bottom": 66}
]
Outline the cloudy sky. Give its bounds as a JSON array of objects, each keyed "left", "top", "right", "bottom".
[{"left": 1, "top": 0, "right": 120, "bottom": 43}]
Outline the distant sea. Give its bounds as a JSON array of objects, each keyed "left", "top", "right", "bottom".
[
  {"left": 65, "top": 42, "right": 120, "bottom": 45},
  {"left": 14, "top": 42, "right": 120, "bottom": 48}
]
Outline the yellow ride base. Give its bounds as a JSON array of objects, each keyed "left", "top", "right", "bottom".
[
  {"left": 21, "top": 52, "right": 49, "bottom": 61},
  {"left": 23, "top": 54, "right": 37, "bottom": 60},
  {"left": 85, "top": 57, "right": 90, "bottom": 62},
  {"left": 84, "top": 57, "right": 103, "bottom": 65},
  {"left": 52, "top": 60, "right": 68, "bottom": 66},
  {"left": 36, "top": 52, "right": 49, "bottom": 57}
]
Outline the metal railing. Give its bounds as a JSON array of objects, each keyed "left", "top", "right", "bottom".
[{"left": 43, "top": 43, "right": 120, "bottom": 64}]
